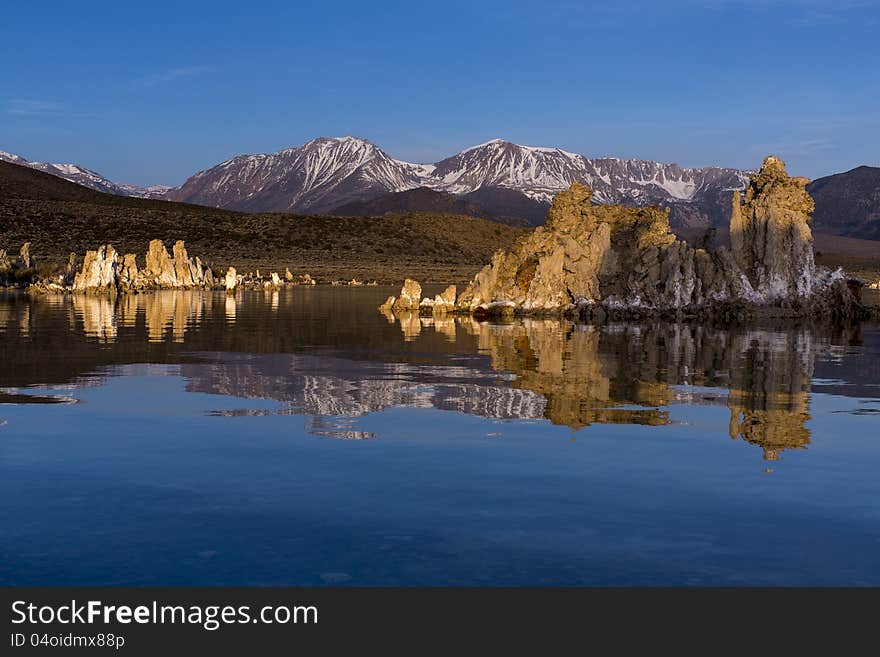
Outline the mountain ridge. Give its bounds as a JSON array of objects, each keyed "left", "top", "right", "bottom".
[
  {"left": 0, "top": 150, "right": 169, "bottom": 199},
  {"left": 166, "top": 136, "right": 753, "bottom": 228},
  {"left": 4, "top": 140, "right": 878, "bottom": 238},
  {"left": 807, "top": 165, "right": 880, "bottom": 240}
]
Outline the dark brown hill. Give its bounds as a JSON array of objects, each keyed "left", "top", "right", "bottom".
[
  {"left": 0, "top": 161, "right": 526, "bottom": 283},
  {"left": 331, "top": 185, "right": 544, "bottom": 227},
  {"left": 332, "top": 187, "right": 490, "bottom": 220},
  {"left": 807, "top": 166, "right": 880, "bottom": 240}
]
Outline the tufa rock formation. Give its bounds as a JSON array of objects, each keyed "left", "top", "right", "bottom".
[
  {"left": 419, "top": 284, "right": 457, "bottom": 315},
  {"left": 394, "top": 278, "right": 422, "bottom": 310},
  {"left": 730, "top": 155, "right": 815, "bottom": 301},
  {"left": 0, "top": 249, "right": 11, "bottom": 284},
  {"left": 0, "top": 243, "right": 37, "bottom": 286},
  {"left": 383, "top": 278, "right": 422, "bottom": 312},
  {"left": 71, "top": 240, "right": 215, "bottom": 293},
  {"left": 64, "top": 253, "right": 78, "bottom": 285},
  {"left": 73, "top": 245, "right": 119, "bottom": 292},
  {"left": 455, "top": 157, "right": 864, "bottom": 320},
  {"left": 18, "top": 243, "right": 32, "bottom": 270},
  {"left": 225, "top": 266, "right": 238, "bottom": 292}
]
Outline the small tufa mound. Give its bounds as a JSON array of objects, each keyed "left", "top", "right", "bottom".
[
  {"left": 225, "top": 266, "right": 238, "bottom": 293},
  {"left": 18, "top": 242, "right": 32, "bottom": 269},
  {"left": 391, "top": 278, "right": 422, "bottom": 311},
  {"left": 419, "top": 284, "right": 457, "bottom": 315},
  {"left": 0, "top": 243, "right": 37, "bottom": 286}
]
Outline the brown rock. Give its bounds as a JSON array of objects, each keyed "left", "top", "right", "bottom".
[
  {"left": 118, "top": 253, "right": 139, "bottom": 289},
  {"left": 18, "top": 243, "right": 32, "bottom": 269},
  {"left": 145, "top": 239, "right": 177, "bottom": 287},
  {"left": 225, "top": 266, "right": 238, "bottom": 293},
  {"left": 454, "top": 158, "right": 861, "bottom": 319},
  {"left": 64, "top": 253, "right": 78, "bottom": 285},
  {"left": 731, "top": 155, "right": 815, "bottom": 301},
  {"left": 391, "top": 278, "right": 421, "bottom": 311},
  {"left": 73, "top": 245, "right": 118, "bottom": 292}
]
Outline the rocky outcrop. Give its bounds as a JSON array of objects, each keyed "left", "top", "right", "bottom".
[
  {"left": 419, "top": 285, "right": 457, "bottom": 315},
  {"left": 18, "top": 243, "right": 32, "bottom": 269},
  {"left": 137, "top": 239, "right": 213, "bottom": 289},
  {"left": 73, "top": 245, "right": 119, "bottom": 292},
  {"left": 144, "top": 240, "right": 173, "bottom": 286},
  {"left": 64, "top": 253, "right": 78, "bottom": 285},
  {"left": 455, "top": 157, "right": 865, "bottom": 320},
  {"left": 730, "top": 156, "right": 815, "bottom": 300},
  {"left": 118, "top": 253, "right": 138, "bottom": 288},
  {"left": 0, "top": 244, "right": 36, "bottom": 286},
  {"left": 68, "top": 240, "right": 216, "bottom": 293},
  {"left": 0, "top": 249, "right": 11, "bottom": 284},
  {"left": 390, "top": 278, "right": 421, "bottom": 311},
  {"left": 225, "top": 266, "right": 238, "bottom": 292},
  {"left": 379, "top": 295, "right": 396, "bottom": 313}
]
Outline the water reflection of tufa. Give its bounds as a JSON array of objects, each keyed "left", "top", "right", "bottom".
[
  {"left": 0, "top": 299, "right": 31, "bottom": 338},
  {"left": 382, "top": 312, "right": 820, "bottom": 460},
  {"left": 191, "top": 312, "right": 821, "bottom": 458},
  {"left": 17, "top": 289, "right": 836, "bottom": 459},
  {"left": 69, "top": 290, "right": 217, "bottom": 343},
  {"left": 726, "top": 330, "right": 814, "bottom": 460}
]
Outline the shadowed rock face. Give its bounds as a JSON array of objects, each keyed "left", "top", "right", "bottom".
[
  {"left": 456, "top": 157, "right": 861, "bottom": 318},
  {"left": 0, "top": 243, "right": 37, "bottom": 286}
]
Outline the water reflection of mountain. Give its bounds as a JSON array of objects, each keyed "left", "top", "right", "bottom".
[
  {"left": 1, "top": 288, "right": 877, "bottom": 458},
  {"left": 184, "top": 318, "right": 825, "bottom": 458}
]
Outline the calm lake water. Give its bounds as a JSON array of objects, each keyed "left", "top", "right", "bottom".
[{"left": 1, "top": 286, "right": 879, "bottom": 585}]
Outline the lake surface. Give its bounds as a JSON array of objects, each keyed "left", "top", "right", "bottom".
[{"left": 1, "top": 286, "right": 879, "bottom": 585}]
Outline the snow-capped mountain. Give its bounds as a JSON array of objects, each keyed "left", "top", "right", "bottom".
[
  {"left": 167, "top": 137, "right": 751, "bottom": 226},
  {"left": 425, "top": 138, "right": 750, "bottom": 206},
  {"left": 165, "top": 137, "right": 422, "bottom": 214},
  {"left": 0, "top": 150, "right": 170, "bottom": 199},
  {"left": 425, "top": 139, "right": 592, "bottom": 203},
  {"left": 3, "top": 138, "right": 752, "bottom": 227}
]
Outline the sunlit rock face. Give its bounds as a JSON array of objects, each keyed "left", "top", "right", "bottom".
[
  {"left": 391, "top": 278, "right": 421, "bottom": 311},
  {"left": 731, "top": 156, "right": 815, "bottom": 301},
  {"left": 224, "top": 266, "right": 238, "bottom": 292},
  {"left": 419, "top": 284, "right": 457, "bottom": 315},
  {"left": 456, "top": 157, "right": 862, "bottom": 318},
  {"left": 70, "top": 240, "right": 215, "bottom": 293},
  {"left": 456, "top": 181, "right": 737, "bottom": 313},
  {"left": 72, "top": 245, "right": 119, "bottom": 292}
]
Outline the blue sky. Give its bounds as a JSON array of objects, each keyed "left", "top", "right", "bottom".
[{"left": 3, "top": 0, "right": 878, "bottom": 185}]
